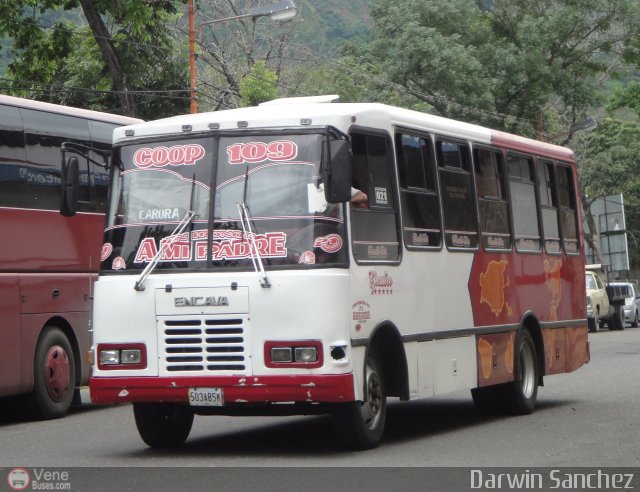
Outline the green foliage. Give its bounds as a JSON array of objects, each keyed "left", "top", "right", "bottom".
[
  {"left": 239, "top": 60, "right": 278, "bottom": 107},
  {"left": 574, "top": 115, "right": 640, "bottom": 269},
  {"left": 608, "top": 81, "right": 640, "bottom": 118},
  {"left": 318, "top": 0, "right": 633, "bottom": 138},
  {"left": 0, "top": 1, "right": 189, "bottom": 119},
  {"left": 578, "top": 119, "right": 640, "bottom": 200}
]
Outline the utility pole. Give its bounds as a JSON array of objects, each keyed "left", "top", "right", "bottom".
[{"left": 189, "top": 0, "right": 197, "bottom": 114}]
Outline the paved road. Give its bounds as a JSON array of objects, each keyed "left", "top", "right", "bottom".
[{"left": 1, "top": 327, "right": 639, "bottom": 490}]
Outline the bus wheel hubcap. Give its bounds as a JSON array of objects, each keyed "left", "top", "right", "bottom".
[{"left": 45, "top": 346, "right": 71, "bottom": 402}]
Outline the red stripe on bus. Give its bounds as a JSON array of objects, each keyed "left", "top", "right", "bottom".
[{"left": 90, "top": 373, "right": 355, "bottom": 405}]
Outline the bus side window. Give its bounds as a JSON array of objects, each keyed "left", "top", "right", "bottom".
[
  {"left": 350, "top": 131, "right": 400, "bottom": 263},
  {"left": 507, "top": 153, "right": 541, "bottom": 252},
  {"left": 437, "top": 139, "right": 478, "bottom": 250},
  {"left": 89, "top": 120, "right": 119, "bottom": 213},
  {"left": 474, "top": 148, "right": 511, "bottom": 251},
  {"left": 556, "top": 164, "right": 579, "bottom": 254},
  {"left": 22, "top": 109, "right": 92, "bottom": 211},
  {"left": 0, "top": 104, "right": 29, "bottom": 208},
  {"left": 395, "top": 131, "right": 442, "bottom": 249},
  {"left": 536, "top": 159, "right": 561, "bottom": 254}
]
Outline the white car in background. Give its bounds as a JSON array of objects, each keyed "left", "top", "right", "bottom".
[{"left": 608, "top": 281, "right": 640, "bottom": 327}]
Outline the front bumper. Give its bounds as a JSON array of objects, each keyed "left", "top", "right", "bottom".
[{"left": 90, "top": 373, "right": 355, "bottom": 405}]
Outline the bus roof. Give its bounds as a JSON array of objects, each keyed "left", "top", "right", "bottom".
[
  {"left": 0, "top": 94, "right": 142, "bottom": 126},
  {"left": 114, "top": 96, "right": 574, "bottom": 162}
]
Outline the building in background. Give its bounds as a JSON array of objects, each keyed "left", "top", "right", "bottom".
[{"left": 585, "top": 193, "right": 630, "bottom": 277}]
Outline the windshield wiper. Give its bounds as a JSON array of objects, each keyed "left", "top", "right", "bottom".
[
  {"left": 237, "top": 201, "right": 271, "bottom": 288},
  {"left": 133, "top": 210, "right": 197, "bottom": 291},
  {"left": 235, "top": 166, "right": 271, "bottom": 288}
]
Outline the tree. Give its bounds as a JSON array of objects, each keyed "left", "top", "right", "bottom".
[
  {"left": 575, "top": 81, "right": 640, "bottom": 268},
  {"left": 309, "top": 0, "right": 640, "bottom": 269},
  {"left": 239, "top": 60, "right": 277, "bottom": 107},
  {"left": 194, "top": 0, "right": 299, "bottom": 111},
  {"left": 320, "top": 0, "right": 634, "bottom": 139},
  {"left": 0, "top": 1, "right": 189, "bottom": 119}
]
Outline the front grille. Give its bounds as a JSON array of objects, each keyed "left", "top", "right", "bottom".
[{"left": 159, "top": 316, "right": 248, "bottom": 373}]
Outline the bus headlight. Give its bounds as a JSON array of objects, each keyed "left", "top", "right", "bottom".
[
  {"left": 294, "top": 347, "right": 318, "bottom": 363},
  {"left": 121, "top": 349, "right": 142, "bottom": 364},
  {"left": 265, "top": 341, "right": 322, "bottom": 368},
  {"left": 97, "top": 344, "right": 147, "bottom": 370},
  {"left": 270, "top": 347, "right": 293, "bottom": 363},
  {"left": 99, "top": 350, "right": 120, "bottom": 365}
]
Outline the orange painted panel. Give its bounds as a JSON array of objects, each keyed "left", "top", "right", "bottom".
[
  {"left": 476, "top": 332, "right": 515, "bottom": 387},
  {"left": 542, "top": 328, "right": 566, "bottom": 375},
  {"left": 566, "top": 326, "right": 590, "bottom": 372}
]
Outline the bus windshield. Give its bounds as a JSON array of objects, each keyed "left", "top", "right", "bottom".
[{"left": 101, "top": 132, "right": 348, "bottom": 272}]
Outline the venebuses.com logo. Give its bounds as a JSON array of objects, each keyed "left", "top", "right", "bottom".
[
  {"left": 7, "top": 469, "right": 30, "bottom": 491},
  {"left": 6, "top": 468, "right": 71, "bottom": 491}
]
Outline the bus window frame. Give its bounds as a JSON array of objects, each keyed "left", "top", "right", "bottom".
[
  {"left": 435, "top": 136, "right": 479, "bottom": 252},
  {"left": 555, "top": 161, "right": 581, "bottom": 256},
  {"left": 349, "top": 126, "right": 402, "bottom": 266},
  {"left": 472, "top": 144, "right": 513, "bottom": 253},
  {"left": 535, "top": 157, "right": 562, "bottom": 256},
  {"left": 394, "top": 127, "right": 444, "bottom": 253},
  {"left": 507, "top": 150, "right": 543, "bottom": 254}
]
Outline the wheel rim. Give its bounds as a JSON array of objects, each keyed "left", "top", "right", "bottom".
[
  {"left": 519, "top": 340, "right": 536, "bottom": 399},
  {"left": 44, "top": 345, "right": 71, "bottom": 402},
  {"left": 360, "top": 361, "right": 383, "bottom": 431}
]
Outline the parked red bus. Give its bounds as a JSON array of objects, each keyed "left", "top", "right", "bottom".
[{"left": 0, "top": 95, "right": 141, "bottom": 419}]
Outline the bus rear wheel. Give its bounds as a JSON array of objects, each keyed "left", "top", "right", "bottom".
[
  {"left": 331, "top": 350, "right": 386, "bottom": 450},
  {"left": 505, "top": 330, "right": 538, "bottom": 414},
  {"left": 472, "top": 330, "right": 538, "bottom": 415},
  {"left": 26, "top": 326, "right": 76, "bottom": 420},
  {"left": 133, "top": 402, "right": 194, "bottom": 448}
]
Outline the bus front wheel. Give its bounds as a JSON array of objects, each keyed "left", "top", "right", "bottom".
[
  {"left": 331, "top": 350, "right": 386, "bottom": 450},
  {"left": 133, "top": 402, "right": 194, "bottom": 448},
  {"left": 27, "top": 326, "right": 76, "bottom": 420}
]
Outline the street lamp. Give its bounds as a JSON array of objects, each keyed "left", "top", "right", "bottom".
[{"left": 189, "top": 0, "right": 298, "bottom": 114}]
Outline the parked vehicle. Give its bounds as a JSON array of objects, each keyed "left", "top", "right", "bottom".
[
  {"left": 608, "top": 281, "right": 640, "bottom": 327},
  {"left": 585, "top": 265, "right": 628, "bottom": 332},
  {"left": 0, "top": 95, "right": 141, "bottom": 419}
]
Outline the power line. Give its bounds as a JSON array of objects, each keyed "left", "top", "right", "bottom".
[{"left": 2, "top": 6, "right": 541, "bottom": 129}]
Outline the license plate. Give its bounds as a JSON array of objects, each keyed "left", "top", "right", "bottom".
[{"left": 188, "top": 387, "right": 223, "bottom": 407}]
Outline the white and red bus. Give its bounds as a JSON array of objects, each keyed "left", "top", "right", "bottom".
[
  {"left": 85, "top": 96, "right": 588, "bottom": 449},
  {"left": 0, "top": 94, "right": 140, "bottom": 419}
]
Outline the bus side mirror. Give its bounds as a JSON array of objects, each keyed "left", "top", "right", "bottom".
[
  {"left": 60, "top": 156, "right": 80, "bottom": 217},
  {"left": 323, "top": 138, "right": 352, "bottom": 204}
]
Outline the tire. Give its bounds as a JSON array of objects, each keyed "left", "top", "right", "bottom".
[
  {"left": 133, "top": 403, "right": 194, "bottom": 448},
  {"left": 472, "top": 330, "right": 538, "bottom": 415},
  {"left": 632, "top": 311, "right": 639, "bottom": 328},
  {"left": 26, "top": 327, "right": 76, "bottom": 420},
  {"left": 504, "top": 330, "right": 539, "bottom": 415},
  {"left": 331, "top": 350, "right": 386, "bottom": 450},
  {"left": 608, "top": 306, "right": 624, "bottom": 331},
  {"left": 588, "top": 310, "right": 600, "bottom": 333},
  {"left": 617, "top": 306, "right": 625, "bottom": 330}
]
